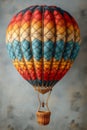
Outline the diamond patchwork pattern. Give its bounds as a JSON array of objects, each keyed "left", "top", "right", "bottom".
[{"left": 6, "top": 5, "right": 81, "bottom": 88}]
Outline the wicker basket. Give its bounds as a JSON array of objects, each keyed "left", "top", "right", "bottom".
[{"left": 36, "top": 111, "right": 51, "bottom": 125}]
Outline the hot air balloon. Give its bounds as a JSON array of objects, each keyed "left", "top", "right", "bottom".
[{"left": 6, "top": 5, "right": 81, "bottom": 125}]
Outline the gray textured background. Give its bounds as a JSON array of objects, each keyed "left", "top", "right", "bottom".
[{"left": 0, "top": 0, "right": 87, "bottom": 130}]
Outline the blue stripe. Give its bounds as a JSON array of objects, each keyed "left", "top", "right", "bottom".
[
  {"left": 21, "top": 40, "right": 32, "bottom": 61},
  {"left": 7, "top": 40, "right": 80, "bottom": 62},
  {"left": 44, "top": 40, "right": 54, "bottom": 60},
  {"left": 6, "top": 43, "right": 16, "bottom": 60},
  {"left": 54, "top": 40, "right": 64, "bottom": 60},
  {"left": 32, "top": 39, "right": 42, "bottom": 61},
  {"left": 63, "top": 41, "right": 74, "bottom": 60},
  {"left": 13, "top": 40, "right": 23, "bottom": 61},
  {"left": 70, "top": 42, "right": 80, "bottom": 60}
]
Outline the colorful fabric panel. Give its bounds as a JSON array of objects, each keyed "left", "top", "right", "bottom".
[{"left": 6, "top": 5, "right": 81, "bottom": 87}]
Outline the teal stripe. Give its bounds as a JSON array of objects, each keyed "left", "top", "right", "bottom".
[
  {"left": 6, "top": 43, "right": 16, "bottom": 60},
  {"left": 21, "top": 40, "right": 32, "bottom": 61},
  {"left": 54, "top": 40, "right": 64, "bottom": 60},
  {"left": 6, "top": 39, "right": 80, "bottom": 62},
  {"left": 13, "top": 40, "right": 23, "bottom": 61},
  {"left": 27, "top": 80, "right": 58, "bottom": 87},
  {"left": 63, "top": 40, "right": 74, "bottom": 60},
  {"left": 70, "top": 42, "right": 80, "bottom": 60},
  {"left": 44, "top": 40, "right": 54, "bottom": 60},
  {"left": 32, "top": 39, "right": 42, "bottom": 61}
]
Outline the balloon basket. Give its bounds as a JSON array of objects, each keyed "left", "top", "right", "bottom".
[{"left": 36, "top": 111, "right": 51, "bottom": 125}]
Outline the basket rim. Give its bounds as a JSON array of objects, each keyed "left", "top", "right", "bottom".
[
  {"left": 36, "top": 110, "right": 51, "bottom": 115},
  {"left": 37, "top": 110, "right": 50, "bottom": 112}
]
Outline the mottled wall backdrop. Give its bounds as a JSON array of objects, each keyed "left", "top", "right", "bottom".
[{"left": 0, "top": 0, "right": 87, "bottom": 130}]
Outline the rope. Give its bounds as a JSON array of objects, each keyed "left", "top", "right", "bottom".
[
  {"left": 46, "top": 90, "right": 52, "bottom": 111},
  {"left": 37, "top": 90, "right": 52, "bottom": 111},
  {"left": 37, "top": 91, "right": 41, "bottom": 111}
]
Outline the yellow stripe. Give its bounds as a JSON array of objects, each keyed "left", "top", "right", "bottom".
[
  {"left": 44, "top": 59, "right": 52, "bottom": 71},
  {"left": 34, "top": 58, "right": 42, "bottom": 69},
  {"left": 25, "top": 58, "right": 35, "bottom": 70}
]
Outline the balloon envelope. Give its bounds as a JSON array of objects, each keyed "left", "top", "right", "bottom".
[{"left": 6, "top": 5, "right": 81, "bottom": 90}]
